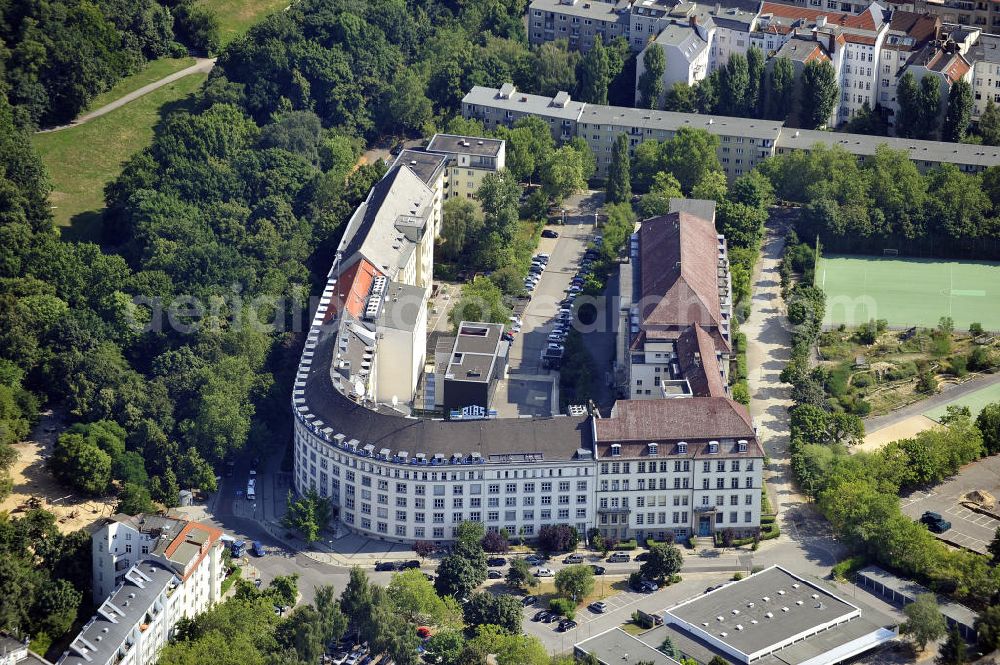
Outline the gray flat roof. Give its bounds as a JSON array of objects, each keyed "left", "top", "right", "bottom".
[
  {"left": 776, "top": 128, "right": 1000, "bottom": 167},
  {"left": 577, "top": 102, "right": 784, "bottom": 140},
  {"left": 857, "top": 566, "right": 978, "bottom": 627},
  {"left": 59, "top": 561, "right": 177, "bottom": 665},
  {"left": 448, "top": 322, "right": 505, "bottom": 383},
  {"left": 427, "top": 133, "right": 504, "bottom": 157},
  {"left": 463, "top": 86, "right": 586, "bottom": 122},
  {"left": 392, "top": 150, "right": 448, "bottom": 186},
  {"left": 530, "top": 0, "right": 629, "bottom": 20},
  {"left": 379, "top": 282, "right": 427, "bottom": 332},
  {"left": 575, "top": 628, "right": 681, "bottom": 665},
  {"left": 669, "top": 197, "right": 717, "bottom": 222},
  {"left": 666, "top": 566, "right": 859, "bottom": 659}
]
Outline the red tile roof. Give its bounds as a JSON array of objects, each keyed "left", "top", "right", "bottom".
[
  {"left": 163, "top": 521, "right": 223, "bottom": 581},
  {"left": 638, "top": 212, "right": 725, "bottom": 335},
  {"left": 676, "top": 325, "right": 727, "bottom": 397},
  {"left": 759, "top": 1, "right": 879, "bottom": 30},
  {"left": 328, "top": 258, "right": 383, "bottom": 322},
  {"left": 595, "top": 397, "right": 756, "bottom": 443}
]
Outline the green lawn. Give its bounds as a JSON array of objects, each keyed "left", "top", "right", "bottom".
[
  {"left": 85, "top": 57, "right": 196, "bottom": 112},
  {"left": 818, "top": 254, "right": 1000, "bottom": 331},
  {"left": 201, "top": 0, "right": 290, "bottom": 46},
  {"left": 33, "top": 73, "right": 207, "bottom": 241},
  {"left": 924, "top": 382, "right": 1000, "bottom": 423}
]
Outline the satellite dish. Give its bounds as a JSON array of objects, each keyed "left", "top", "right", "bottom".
[
  {"left": 392, "top": 396, "right": 399, "bottom": 406},
  {"left": 354, "top": 381, "right": 364, "bottom": 396}
]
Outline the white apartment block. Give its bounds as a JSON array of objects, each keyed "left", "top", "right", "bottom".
[
  {"left": 425, "top": 134, "right": 507, "bottom": 201},
  {"left": 58, "top": 561, "right": 183, "bottom": 665},
  {"left": 462, "top": 84, "right": 1000, "bottom": 174},
  {"left": 91, "top": 514, "right": 224, "bottom": 612}
]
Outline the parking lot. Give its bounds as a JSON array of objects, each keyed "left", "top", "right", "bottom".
[{"left": 899, "top": 454, "right": 1000, "bottom": 554}]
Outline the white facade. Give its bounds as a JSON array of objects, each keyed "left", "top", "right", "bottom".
[{"left": 375, "top": 301, "right": 429, "bottom": 405}]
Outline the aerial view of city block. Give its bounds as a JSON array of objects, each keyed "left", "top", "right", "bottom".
[{"left": 2, "top": 0, "right": 1000, "bottom": 663}]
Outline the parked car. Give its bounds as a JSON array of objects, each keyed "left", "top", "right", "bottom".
[
  {"left": 588, "top": 601, "right": 608, "bottom": 614},
  {"left": 532, "top": 610, "right": 549, "bottom": 622},
  {"left": 524, "top": 554, "right": 545, "bottom": 565},
  {"left": 543, "top": 612, "right": 559, "bottom": 623},
  {"left": 487, "top": 557, "right": 507, "bottom": 567},
  {"left": 401, "top": 560, "right": 420, "bottom": 569},
  {"left": 632, "top": 580, "right": 659, "bottom": 593},
  {"left": 563, "top": 553, "right": 584, "bottom": 564},
  {"left": 251, "top": 541, "right": 266, "bottom": 557},
  {"left": 557, "top": 620, "right": 578, "bottom": 632},
  {"left": 606, "top": 552, "right": 630, "bottom": 563},
  {"left": 533, "top": 567, "right": 555, "bottom": 577},
  {"left": 522, "top": 595, "right": 538, "bottom": 606},
  {"left": 535, "top": 253, "right": 550, "bottom": 262},
  {"left": 590, "top": 565, "right": 606, "bottom": 575},
  {"left": 541, "top": 229, "right": 559, "bottom": 238},
  {"left": 635, "top": 552, "right": 650, "bottom": 562},
  {"left": 921, "top": 511, "right": 952, "bottom": 533},
  {"left": 488, "top": 570, "right": 503, "bottom": 579}
]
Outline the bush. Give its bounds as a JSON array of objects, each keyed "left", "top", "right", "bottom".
[
  {"left": 832, "top": 555, "right": 868, "bottom": 581},
  {"left": 537, "top": 524, "right": 580, "bottom": 553},
  {"left": 949, "top": 355, "right": 969, "bottom": 377},
  {"left": 613, "top": 539, "right": 637, "bottom": 551},
  {"left": 549, "top": 597, "right": 576, "bottom": 620},
  {"left": 885, "top": 361, "right": 918, "bottom": 381},
  {"left": 851, "top": 373, "right": 873, "bottom": 388}
]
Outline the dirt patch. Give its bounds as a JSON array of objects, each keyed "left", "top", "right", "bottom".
[
  {"left": 0, "top": 411, "right": 116, "bottom": 533},
  {"left": 856, "top": 415, "right": 938, "bottom": 452}
]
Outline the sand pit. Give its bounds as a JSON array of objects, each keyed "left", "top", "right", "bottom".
[
  {"left": 856, "top": 415, "right": 939, "bottom": 452},
  {"left": 0, "top": 411, "right": 116, "bottom": 533}
]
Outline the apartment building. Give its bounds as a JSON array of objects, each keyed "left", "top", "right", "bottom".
[
  {"left": 528, "top": 0, "right": 632, "bottom": 52},
  {"left": 877, "top": 11, "right": 942, "bottom": 128},
  {"left": 0, "top": 635, "right": 50, "bottom": 665},
  {"left": 592, "top": 397, "right": 764, "bottom": 542},
  {"left": 462, "top": 84, "right": 1000, "bottom": 172},
  {"left": 91, "top": 513, "right": 224, "bottom": 616},
  {"left": 425, "top": 134, "right": 507, "bottom": 201},
  {"left": 59, "top": 561, "right": 182, "bottom": 665},
  {"left": 969, "top": 31, "right": 1000, "bottom": 116},
  {"left": 635, "top": 13, "right": 715, "bottom": 98}
]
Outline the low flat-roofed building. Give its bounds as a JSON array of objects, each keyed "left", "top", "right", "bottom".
[
  {"left": 0, "top": 634, "right": 51, "bottom": 665},
  {"left": 442, "top": 322, "right": 509, "bottom": 418},
  {"left": 856, "top": 565, "right": 977, "bottom": 641},
  {"left": 578, "top": 566, "right": 898, "bottom": 665},
  {"left": 574, "top": 627, "right": 681, "bottom": 665}
]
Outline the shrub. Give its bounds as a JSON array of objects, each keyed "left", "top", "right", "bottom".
[
  {"left": 549, "top": 597, "right": 576, "bottom": 620},
  {"left": 613, "top": 539, "right": 637, "bottom": 550},
  {"left": 852, "top": 373, "right": 873, "bottom": 388},
  {"left": 832, "top": 555, "right": 868, "bottom": 581},
  {"left": 885, "top": 361, "right": 918, "bottom": 381},
  {"left": 732, "top": 572, "right": 744, "bottom": 581},
  {"left": 949, "top": 355, "right": 969, "bottom": 377},
  {"left": 537, "top": 524, "right": 579, "bottom": 553}
]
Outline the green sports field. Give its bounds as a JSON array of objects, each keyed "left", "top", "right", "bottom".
[
  {"left": 818, "top": 254, "right": 1000, "bottom": 331},
  {"left": 924, "top": 381, "right": 1000, "bottom": 422}
]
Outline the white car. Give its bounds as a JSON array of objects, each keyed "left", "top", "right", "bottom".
[{"left": 534, "top": 567, "right": 555, "bottom": 577}]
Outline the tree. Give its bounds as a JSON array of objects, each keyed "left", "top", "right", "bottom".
[
  {"left": 463, "top": 592, "right": 523, "bottom": 633},
  {"left": 537, "top": 524, "right": 580, "bottom": 553},
  {"left": 638, "top": 45, "right": 666, "bottom": 109},
  {"left": 662, "top": 127, "right": 722, "bottom": 193},
  {"left": 896, "top": 71, "right": 920, "bottom": 138},
  {"left": 577, "top": 36, "right": 610, "bottom": 104},
  {"left": 902, "top": 593, "right": 947, "bottom": 650},
  {"left": 435, "top": 536, "right": 487, "bottom": 600},
  {"left": 439, "top": 197, "right": 484, "bottom": 261},
  {"left": 976, "top": 604, "right": 1000, "bottom": 652},
  {"left": 50, "top": 433, "right": 111, "bottom": 495},
  {"left": 283, "top": 489, "right": 331, "bottom": 542},
  {"left": 639, "top": 543, "right": 683, "bottom": 582},
  {"left": 481, "top": 530, "right": 509, "bottom": 553},
  {"left": 801, "top": 60, "right": 839, "bottom": 129},
  {"left": 943, "top": 80, "right": 973, "bottom": 142},
  {"left": 177, "top": 446, "right": 217, "bottom": 492},
  {"left": 720, "top": 53, "right": 750, "bottom": 116},
  {"left": 988, "top": 527, "right": 1000, "bottom": 565},
  {"left": 980, "top": 100, "right": 1000, "bottom": 145},
  {"left": 554, "top": 565, "right": 594, "bottom": 602},
  {"left": 708, "top": 658, "right": 731, "bottom": 665},
  {"left": 506, "top": 558, "right": 539, "bottom": 590},
  {"left": 937, "top": 625, "right": 968, "bottom": 665},
  {"left": 32, "top": 578, "right": 82, "bottom": 640},
  {"left": 535, "top": 40, "right": 581, "bottom": 97},
  {"left": 898, "top": 72, "right": 942, "bottom": 139},
  {"left": 659, "top": 635, "right": 679, "bottom": 659},
  {"left": 976, "top": 403, "right": 1000, "bottom": 455},
  {"left": 664, "top": 82, "right": 697, "bottom": 112},
  {"left": 426, "top": 629, "right": 466, "bottom": 665},
  {"left": 117, "top": 483, "right": 155, "bottom": 515},
  {"left": 340, "top": 567, "right": 373, "bottom": 637},
  {"left": 413, "top": 540, "right": 436, "bottom": 559},
  {"left": 268, "top": 574, "right": 299, "bottom": 607},
  {"left": 387, "top": 569, "right": 461, "bottom": 628},
  {"left": 450, "top": 277, "right": 510, "bottom": 326},
  {"left": 637, "top": 171, "right": 683, "bottom": 218},
  {"left": 540, "top": 145, "right": 587, "bottom": 203},
  {"left": 746, "top": 47, "right": 765, "bottom": 116},
  {"left": 729, "top": 170, "right": 774, "bottom": 209},
  {"left": 606, "top": 133, "right": 632, "bottom": 204}
]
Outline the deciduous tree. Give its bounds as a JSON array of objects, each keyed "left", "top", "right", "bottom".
[
  {"left": 801, "top": 60, "right": 839, "bottom": 129},
  {"left": 638, "top": 45, "right": 666, "bottom": 109}
]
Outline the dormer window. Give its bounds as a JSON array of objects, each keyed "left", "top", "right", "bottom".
[
  {"left": 708, "top": 440, "right": 719, "bottom": 454},
  {"left": 611, "top": 444, "right": 621, "bottom": 457},
  {"left": 648, "top": 442, "right": 658, "bottom": 456},
  {"left": 738, "top": 439, "right": 748, "bottom": 453},
  {"left": 677, "top": 441, "right": 687, "bottom": 454}
]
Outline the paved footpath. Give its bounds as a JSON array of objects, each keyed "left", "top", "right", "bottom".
[{"left": 37, "top": 57, "right": 215, "bottom": 133}]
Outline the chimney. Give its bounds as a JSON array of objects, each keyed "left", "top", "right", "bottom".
[
  {"left": 715, "top": 2, "right": 721, "bottom": 12},
  {"left": 816, "top": 15, "right": 827, "bottom": 27},
  {"left": 690, "top": 15, "right": 698, "bottom": 26}
]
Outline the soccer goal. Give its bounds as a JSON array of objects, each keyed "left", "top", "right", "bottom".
[{"left": 883, "top": 248, "right": 899, "bottom": 256}]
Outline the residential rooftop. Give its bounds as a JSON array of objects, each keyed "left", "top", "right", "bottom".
[
  {"left": 446, "top": 322, "right": 506, "bottom": 384},
  {"left": 426, "top": 133, "right": 505, "bottom": 157},
  {"left": 391, "top": 150, "right": 448, "bottom": 187}
]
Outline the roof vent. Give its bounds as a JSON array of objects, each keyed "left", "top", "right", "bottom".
[
  {"left": 765, "top": 612, "right": 773, "bottom": 618},
  {"left": 782, "top": 607, "right": 789, "bottom": 612}
]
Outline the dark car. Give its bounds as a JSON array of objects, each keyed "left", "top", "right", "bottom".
[
  {"left": 532, "top": 610, "right": 549, "bottom": 622},
  {"left": 921, "top": 511, "right": 952, "bottom": 533},
  {"left": 635, "top": 552, "right": 650, "bottom": 562},
  {"left": 590, "top": 565, "right": 606, "bottom": 575},
  {"left": 374, "top": 561, "right": 397, "bottom": 572},
  {"left": 522, "top": 595, "right": 538, "bottom": 606},
  {"left": 487, "top": 557, "right": 507, "bottom": 567},
  {"left": 632, "top": 580, "right": 658, "bottom": 593},
  {"left": 541, "top": 229, "right": 559, "bottom": 238},
  {"left": 557, "top": 620, "right": 578, "bottom": 632},
  {"left": 543, "top": 613, "right": 559, "bottom": 623},
  {"left": 488, "top": 570, "right": 503, "bottom": 579},
  {"left": 401, "top": 560, "right": 420, "bottom": 569}
]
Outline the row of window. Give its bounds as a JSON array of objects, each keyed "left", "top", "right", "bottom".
[{"left": 600, "top": 459, "right": 755, "bottom": 474}]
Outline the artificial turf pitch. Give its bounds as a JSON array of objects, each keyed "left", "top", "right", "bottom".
[{"left": 818, "top": 254, "right": 1000, "bottom": 331}]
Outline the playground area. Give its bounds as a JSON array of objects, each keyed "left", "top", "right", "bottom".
[{"left": 819, "top": 254, "right": 1000, "bottom": 330}]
